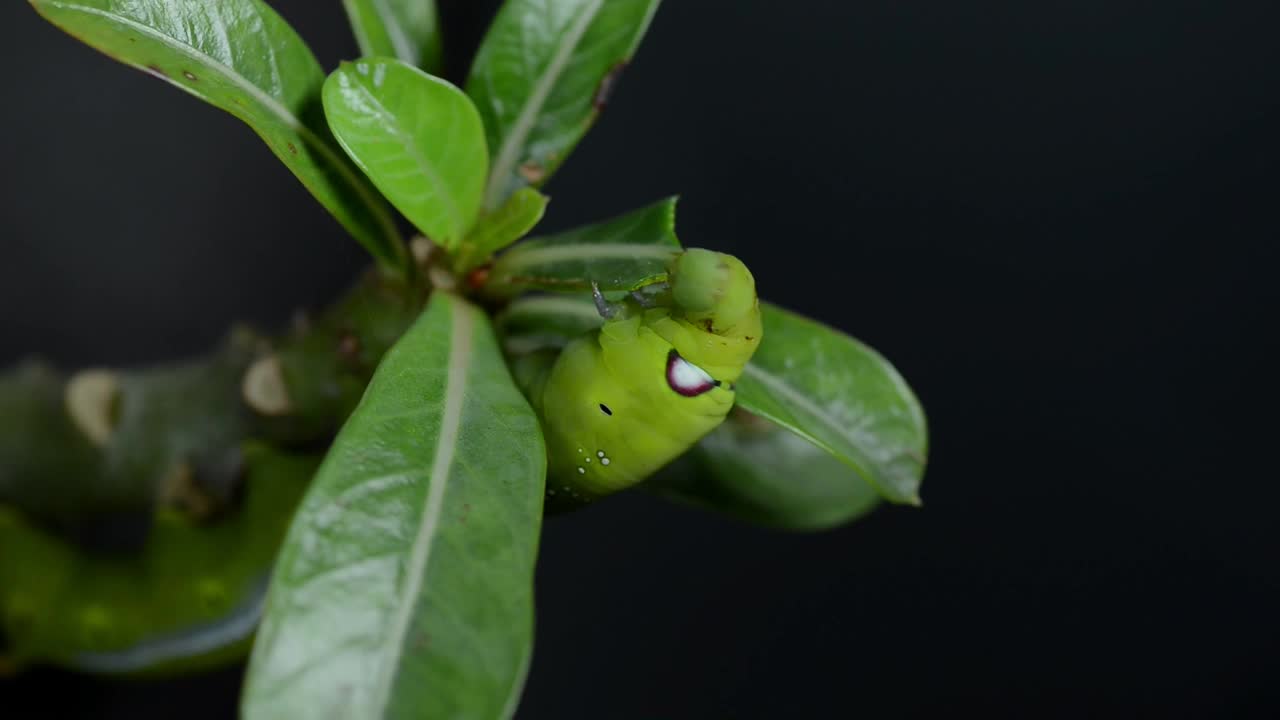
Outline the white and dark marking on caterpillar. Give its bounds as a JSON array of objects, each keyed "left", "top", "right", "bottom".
[{"left": 665, "top": 350, "right": 720, "bottom": 397}]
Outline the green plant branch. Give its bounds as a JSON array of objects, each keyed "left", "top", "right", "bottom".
[{"left": 0, "top": 267, "right": 429, "bottom": 534}]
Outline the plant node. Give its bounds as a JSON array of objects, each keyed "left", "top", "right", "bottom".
[
  {"left": 242, "top": 355, "right": 292, "bottom": 416},
  {"left": 64, "top": 369, "right": 120, "bottom": 447}
]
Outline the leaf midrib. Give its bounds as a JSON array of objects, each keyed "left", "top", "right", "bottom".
[
  {"left": 482, "top": 0, "right": 604, "bottom": 209},
  {"left": 504, "top": 296, "right": 603, "bottom": 323},
  {"left": 41, "top": 1, "right": 402, "bottom": 259},
  {"left": 497, "top": 242, "right": 677, "bottom": 271},
  {"left": 370, "top": 0, "right": 416, "bottom": 64},
  {"left": 368, "top": 297, "right": 474, "bottom": 716},
  {"left": 740, "top": 362, "right": 911, "bottom": 502}
]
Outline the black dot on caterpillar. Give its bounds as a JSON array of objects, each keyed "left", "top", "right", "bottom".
[{"left": 599, "top": 403, "right": 612, "bottom": 416}]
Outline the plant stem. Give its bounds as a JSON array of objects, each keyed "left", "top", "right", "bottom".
[{"left": 0, "top": 267, "right": 429, "bottom": 538}]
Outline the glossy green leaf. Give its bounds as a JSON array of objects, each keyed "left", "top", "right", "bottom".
[
  {"left": 494, "top": 293, "right": 601, "bottom": 354},
  {"left": 30, "top": 0, "right": 407, "bottom": 275},
  {"left": 342, "top": 0, "right": 442, "bottom": 73},
  {"left": 324, "top": 59, "right": 489, "bottom": 251},
  {"left": 648, "top": 409, "right": 882, "bottom": 531},
  {"left": 242, "top": 293, "right": 545, "bottom": 720},
  {"left": 735, "top": 303, "right": 929, "bottom": 505},
  {"left": 468, "top": 0, "right": 662, "bottom": 208},
  {"left": 486, "top": 196, "right": 680, "bottom": 294},
  {"left": 456, "top": 188, "right": 550, "bottom": 272}
]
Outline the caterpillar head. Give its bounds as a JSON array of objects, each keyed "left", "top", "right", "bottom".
[
  {"left": 642, "top": 249, "right": 763, "bottom": 385},
  {"left": 667, "top": 248, "right": 758, "bottom": 334}
]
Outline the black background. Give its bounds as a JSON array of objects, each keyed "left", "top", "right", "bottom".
[{"left": 2, "top": 0, "right": 1277, "bottom": 717}]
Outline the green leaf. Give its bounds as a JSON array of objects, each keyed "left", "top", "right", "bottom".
[
  {"left": 467, "top": 0, "right": 662, "bottom": 208},
  {"left": 735, "top": 303, "right": 929, "bottom": 506},
  {"left": 342, "top": 0, "right": 442, "bottom": 73},
  {"left": 242, "top": 293, "right": 545, "bottom": 720},
  {"left": 456, "top": 188, "right": 550, "bottom": 273},
  {"left": 30, "top": 0, "right": 407, "bottom": 275},
  {"left": 323, "top": 59, "right": 489, "bottom": 252},
  {"left": 648, "top": 410, "right": 882, "bottom": 531},
  {"left": 485, "top": 196, "right": 681, "bottom": 294},
  {"left": 494, "top": 293, "right": 602, "bottom": 354}
]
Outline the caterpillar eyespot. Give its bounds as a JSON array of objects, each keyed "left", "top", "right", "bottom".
[{"left": 666, "top": 350, "right": 719, "bottom": 397}]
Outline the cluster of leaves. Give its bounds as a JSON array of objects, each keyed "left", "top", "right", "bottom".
[{"left": 29, "top": 0, "right": 927, "bottom": 716}]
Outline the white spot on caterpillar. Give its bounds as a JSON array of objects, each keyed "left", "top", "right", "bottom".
[
  {"left": 577, "top": 448, "right": 583, "bottom": 453},
  {"left": 584, "top": 457, "right": 591, "bottom": 463},
  {"left": 597, "top": 451, "right": 605, "bottom": 458},
  {"left": 577, "top": 467, "right": 586, "bottom": 474},
  {"left": 601, "top": 458, "right": 610, "bottom": 466}
]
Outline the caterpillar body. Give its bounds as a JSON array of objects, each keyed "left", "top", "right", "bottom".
[{"left": 512, "top": 249, "right": 763, "bottom": 509}]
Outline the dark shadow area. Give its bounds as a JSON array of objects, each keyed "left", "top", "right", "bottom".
[{"left": 1, "top": 0, "right": 1277, "bottom": 718}]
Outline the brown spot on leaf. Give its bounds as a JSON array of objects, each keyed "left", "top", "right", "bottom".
[
  {"left": 182, "top": 70, "right": 198, "bottom": 81},
  {"left": 286, "top": 142, "right": 298, "bottom": 155},
  {"left": 518, "top": 162, "right": 546, "bottom": 184},
  {"left": 593, "top": 61, "right": 628, "bottom": 112}
]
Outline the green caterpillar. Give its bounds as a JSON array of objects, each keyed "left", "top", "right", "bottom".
[
  {"left": 511, "top": 249, "right": 763, "bottom": 509},
  {"left": 0, "top": 445, "right": 315, "bottom": 674}
]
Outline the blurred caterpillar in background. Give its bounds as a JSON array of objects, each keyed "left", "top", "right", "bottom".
[{"left": 509, "top": 248, "right": 763, "bottom": 511}]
